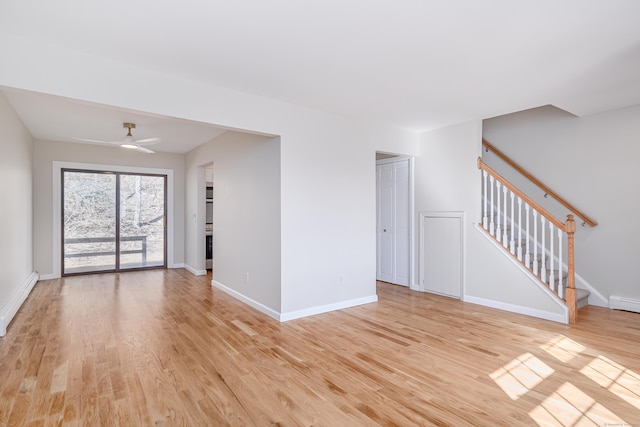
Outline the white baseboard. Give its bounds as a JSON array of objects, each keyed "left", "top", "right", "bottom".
[
  {"left": 610, "top": 296, "right": 640, "bottom": 313},
  {"left": 184, "top": 264, "right": 207, "bottom": 276},
  {"left": 211, "top": 280, "right": 280, "bottom": 320},
  {"left": 0, "top": 271, "right": 39, "bottom": 336},
  {"left": 280, "top": 295, "right": 378, "bottom": 322},
  {"left": 211, "top": 280, "right": 378, "bottom": 323},
  {"left": 168, "top": 263, "right": 185, "bottom": 269},
  {"left": 464, "top": 295, "right": 569, "bottom": 324},
  {"left": 38, "top": 273, "right": 58, "bottom": 280}
]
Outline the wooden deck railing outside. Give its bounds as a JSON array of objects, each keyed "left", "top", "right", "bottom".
[{"left": 64, "top": 235, "right": 148, "bottom": 264}]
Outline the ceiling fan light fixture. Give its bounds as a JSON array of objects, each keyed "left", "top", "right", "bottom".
[
  {"left": 122, "top": 123, "right": 136, "bottom": 144},
  {"left": 122, "top": 123, "right": 138, "bottom": 148},
  {"left": 72, "top": 122, "right": 158, "bottom": 154}
]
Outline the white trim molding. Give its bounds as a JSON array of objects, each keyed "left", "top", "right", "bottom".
[
  {"left": 610, "top": 295, "right": 640, "bottom": 314},
  {"left": 0, "top": 271, "right": 39, "bottom": 336},
  {"left": 212, "top": 279, "right": 378, "bottom": 322},
  {"left": 184, "top": 264, "right": 207, "bottom": 276},
  {"left": 168, "top": 263, "right": 185, "bottom": 269},
  {"left": 212, "top": 280, "right": 280, "bottom": 321},
  {"left": 280, "top": 295, "right": 378, "bottom": 322},
  {"left": 464, "top": 295, "right": 569, "bottom": 324}
]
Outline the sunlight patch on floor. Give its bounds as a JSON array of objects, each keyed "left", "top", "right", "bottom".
[
  {"left": 528, "top": 382, "right": 627, "bottom": 426},
  {"left": 580, "top": 355, "right": 640, "bottom": 410},
  {"left": 540, "top": 335, "right": 586, "bottom": 363},
  {"left": 490, "top": 353, "right": 554, "bottom": 400}
]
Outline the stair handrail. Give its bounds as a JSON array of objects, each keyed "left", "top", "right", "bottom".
[
  {"left": 482, "top": 139, "right": 598, "bottom": 227},
  {"left": 478, "top": 158, "right": 564, "bottom": 229},
  {"left": 478, "top": 157, "right": 577, "bottom": 324}
]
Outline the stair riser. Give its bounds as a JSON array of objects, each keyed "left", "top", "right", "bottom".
[{"left": 577, "top": 296, "right": 589, "bottom": 310}]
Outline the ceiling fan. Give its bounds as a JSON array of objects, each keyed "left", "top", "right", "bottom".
[{"left": 72, "top": 122, "right": 159, "bottom": 153}]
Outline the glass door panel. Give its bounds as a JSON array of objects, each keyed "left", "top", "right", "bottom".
[
  {"left": 118, "top": 174, "right": 166, "bottom": 269},
  {"left": 63, "top": 171, "right": 117, "bottom": 274}
]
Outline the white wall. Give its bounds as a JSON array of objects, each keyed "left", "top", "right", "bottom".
[
  {"left": 483, "top": 104, "right": 640, "bottom": 301},
  {"left": 0, "top": 91, "right": 36, "bottom": 335},
  {"left": 0, "top": 35, "right": 419, "bottom": 318},
  {"left": 416, "top": 120, "right": 566, "bottom": 320},
  {"left": 185, "top": 131, "right": 281, "bottom": 312},
  {"left": 33, "top": 139, "right": 185, "bottom": 277}
]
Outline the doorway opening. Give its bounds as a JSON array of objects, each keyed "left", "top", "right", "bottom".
[
  {"left": 376, "top": 153, "right": 414, "bottom": 288},
  {"left": 62, "top": 169, "right": 167, "bottom": 275},
  {"left": 205, "top": 165, "right": 213, "bottom": 271}
]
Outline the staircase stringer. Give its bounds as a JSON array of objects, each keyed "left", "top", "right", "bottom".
[{"left": 474, "top": 223, "right": 569, "bottom": 323}]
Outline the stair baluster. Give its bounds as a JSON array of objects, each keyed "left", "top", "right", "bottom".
[
  {"left": 525, "top": 203, "right": 531, "bottom": 268},
  {"left": 540, "top": 216, "right": 547, "bottom": 282},
  {"left": 533, "top": 210, "right": 539, "bottom": 275},
  {"left": 517, "top": 198, "right": 523, "bottom": 261},
  {"left": 490, "top": 175, "right": 495, "bottom": 235},
  {"left": 549, "top": 221, "right": 555, "bottom": 292},
  {"left": 510, "top": 192, "right": 515, "bottom": 254},
  {"left": 496, "top": 181, "right": 501, "bottom": 242},
  {"left": 483, "top": 170, "right": 488, "bottom": 229},
  {"left": 502, "top": 186, "right": 508, "bottom": 248}
]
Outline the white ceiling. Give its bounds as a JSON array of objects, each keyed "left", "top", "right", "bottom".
[
  {"left": 1, "top": 88, "right": 227, "bottom": 154},
  {"left": 1, "top": 0, "right": 639, "bottom": 148}
]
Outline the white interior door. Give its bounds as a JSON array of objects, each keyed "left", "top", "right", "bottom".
[
  {"left": 376, "top": 158, "right": 410, "bottom": 286},
  {"left": 420, "top": 212, "right": 462, "bottom": 298},
  {"left": 377, "top": 163, "right": 394, "bottom": 282}
]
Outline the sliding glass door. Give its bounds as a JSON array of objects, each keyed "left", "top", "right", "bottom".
[
  {"left": 62, "top": 169, "right": 166, "bottom": 275},
  {"left": 118, "top": 174, "right": 166, "bottom": 270},
  {"left": 62, "top": 171, "right": 117, "bottom": 274}
]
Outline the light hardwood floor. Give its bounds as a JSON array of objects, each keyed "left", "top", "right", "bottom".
[{"left": 1, "top": 269, "right": 639, "bottom": 426}]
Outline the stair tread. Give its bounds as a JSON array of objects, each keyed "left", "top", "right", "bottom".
[
  {"left": 575, "top": 288, "right": 590, "bottom": 299},
  {"left": 561, "top": 288, "right": 590, "bottom": 299}
]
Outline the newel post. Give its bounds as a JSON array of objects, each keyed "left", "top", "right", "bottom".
[{"left": 565, "top": 215, "right": 577, "bottom": 324}]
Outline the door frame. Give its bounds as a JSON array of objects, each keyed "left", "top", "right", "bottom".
[
  {"left": 51, "top": 161, "right": 175, "bottom": 279},
  {"left": 376, "top": 155, "right": 415, "bottom": 289},
  {"left": 419, "top": 211, "right": 464, "bottom": 298}
]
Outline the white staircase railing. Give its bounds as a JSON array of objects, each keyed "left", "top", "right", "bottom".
[{"left": 477, "top": 158, "right": 578, "bottom": 324}]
